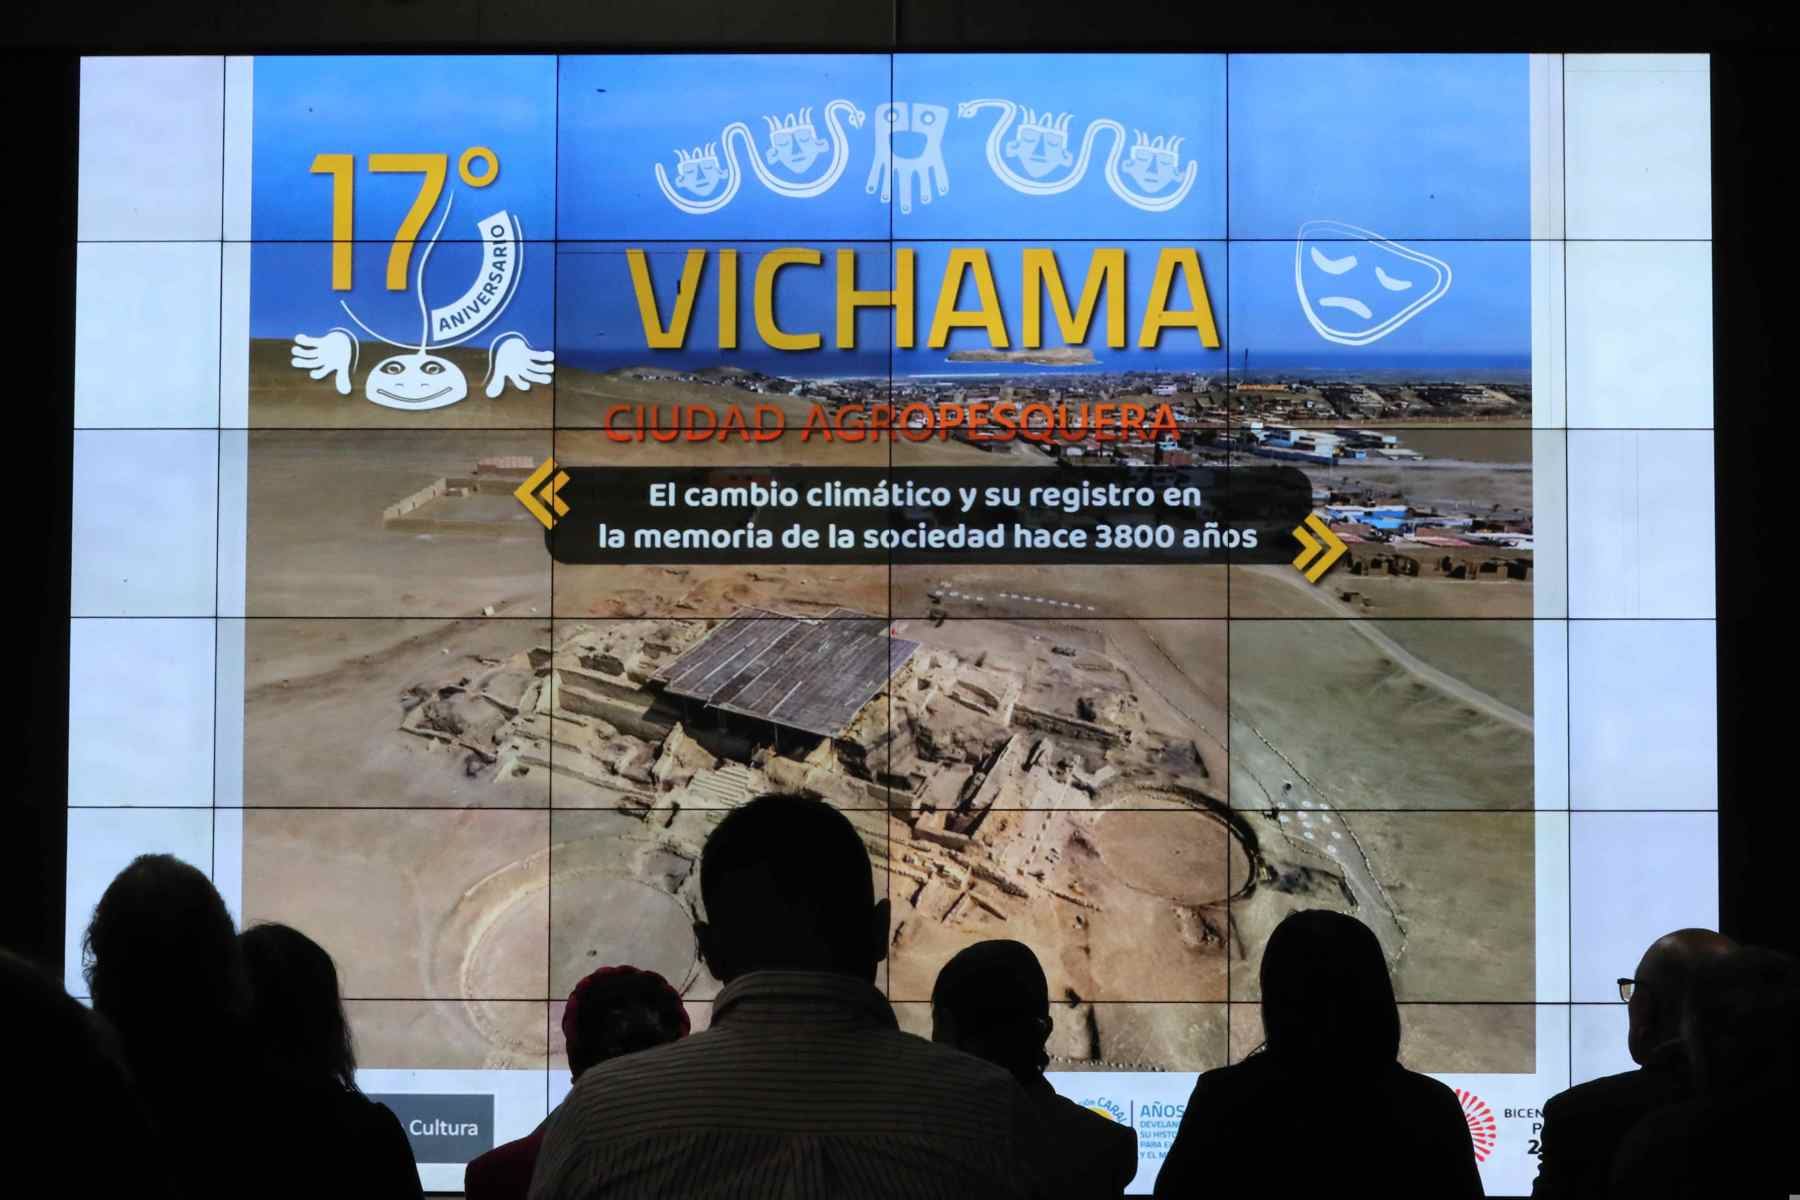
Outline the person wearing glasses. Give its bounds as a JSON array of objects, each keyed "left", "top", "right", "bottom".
[{"left": 1529, "top": 928, "right": 1734, "bottom": 1199}]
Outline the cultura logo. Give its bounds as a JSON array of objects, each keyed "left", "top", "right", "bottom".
[
  {"left": 1456, "top": 1089, "right": 1498, "bottom": 1163},
  {"left": 1082, "top": 1097, "right": 1127, "bottom": 1125}
]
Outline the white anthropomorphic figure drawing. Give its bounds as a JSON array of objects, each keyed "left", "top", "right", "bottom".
[
  {"left": 656, "top": 100, "right": 866, "bottom": 215},
  {"left": 958, "top": 99, "right": 1199, "bottom": 213},
  {"left": 288, "top": 192, "right": 553, "bottom": 410},
  {"left": 865, "top": 100, "right": 951, "bottom": 215},
  {"left": 1117, "top": 133, "right": 1186, "bottom": 196}
]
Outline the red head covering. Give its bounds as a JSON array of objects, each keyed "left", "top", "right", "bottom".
[{"left": 561, "top": 965, "right": 691, "bottom": 1057}]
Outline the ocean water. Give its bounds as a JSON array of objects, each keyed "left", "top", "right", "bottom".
[{"left": 561, "top": 349, "right": 1531, "bottom": 384}]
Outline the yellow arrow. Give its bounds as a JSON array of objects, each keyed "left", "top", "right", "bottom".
[
  {"left": 1292, "top": 512, "right": 1346, "bottom": 583},
  {"left": 1292, "top": 520, "right": 1320, "bottom": 568},
  {"left": 515, "top": 457, "right": 563, "bottom": 530}
]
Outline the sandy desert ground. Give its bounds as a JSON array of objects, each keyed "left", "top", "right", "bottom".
[
  {"left": 238, "top": 370, "right": 1538, "bottom": 1076},
  {"left": 240, "top": 604, "right": 1534, "bottom": 1073},
  {"left": 249, "top": 340, "right": 553, "bottom": 429}
]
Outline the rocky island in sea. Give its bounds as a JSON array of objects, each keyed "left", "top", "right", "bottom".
[{"left": 946, "top": 347, "right": 1098, "bottom": 366}]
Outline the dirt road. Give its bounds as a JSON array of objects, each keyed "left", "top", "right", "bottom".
[{"left": 1253, "top": 565, "right": 1533, "bottom": 734}]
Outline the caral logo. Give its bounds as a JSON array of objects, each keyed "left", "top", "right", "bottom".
[
  {"left": 1082, "top": 1097, "right": 1128, "bottom": 1124},
  {"left": 1456, "top": 1088, "right": 1499, "bottom": 1163},
  {"left": 290, "top": 151, "right": 553, "bottom": 413}
]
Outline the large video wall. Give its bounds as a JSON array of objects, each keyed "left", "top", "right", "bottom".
[{"left": 69, "top": 53, "right": 1716, "bottom": 1193}]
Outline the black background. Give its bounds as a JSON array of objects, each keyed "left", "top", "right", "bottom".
[{"left": 6, "top": 0, "right": 1793, "bottom": 1154}]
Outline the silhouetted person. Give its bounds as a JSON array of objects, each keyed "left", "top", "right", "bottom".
[
  {"left": 1531, "top": 927, "right": 1735, "bottom": 1199},
  {"left": 83, "top": 853, "right": 268, "bottom": 1200},
  {"left": 529, "top": 793, "right": 1055, "bottom": 1200},
  {"left": 467, "top": 965, "right": 690, "bottom": 1200},
  {"left": 3, "top": 948, "right": 172, "bottom": 1199},
  {"left": 1154, "top": 909, "right": 1483, "bottom": 1199},
  {"left": 238, "top": 923, "right": 423, "bottom": 1199},
  {"left": 1609, "top": 946, "right": 1800, "bottom": 1199},
  {"left": 933, "top": 940, "right": 1137, "bottom": 1199}
]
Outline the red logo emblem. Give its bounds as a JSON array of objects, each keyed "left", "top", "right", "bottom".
[{"left": 1456, "top": 1089, "right": 1498, "bottom": 1163}]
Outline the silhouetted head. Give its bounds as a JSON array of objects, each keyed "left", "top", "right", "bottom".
[
  {"left": 1259, "top": 910, "right": 1400, "bottom": 1069},
  {"left": 239, "top": 923, "right": 358, "bottom": 1092},
  {"left": 562, "top": 965, "right": 690, "bottom": 1080},
  {"left": 696, "top": 794, "right": 889, "bottom": 983},
  {"left": 83, "top": 854, "right": 244, "bottom": 1077},
  {"left": 3, "top": 949, "right": 150, "bottom": 1190},
  {"left": 1628, "top": 928, "right": 1737, "bottom": 1066},
  {"left": 1680, "top": 945, "right": 1799, "bottom": 1095},
  {"left": 6, "top": 948, "right": 98, "bottom": 1067},
  {"left": 930, "top": 939, "right": 1053, "bottom": 1086}
]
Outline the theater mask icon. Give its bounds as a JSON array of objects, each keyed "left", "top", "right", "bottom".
[{"left": 1294, "top": 221, "right": 1451, "bottom": 347}]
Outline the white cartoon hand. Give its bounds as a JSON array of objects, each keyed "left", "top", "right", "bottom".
[
  {"left": 291, "top": 329, "right": 357, "bottom": 396},
  {"left": 485, "top": 333, "right": 555, "bottom": 399}
]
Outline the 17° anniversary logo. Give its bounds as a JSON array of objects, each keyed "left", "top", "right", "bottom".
[{"left": 287, "top": 147, "right": 554, "bottom": 412}]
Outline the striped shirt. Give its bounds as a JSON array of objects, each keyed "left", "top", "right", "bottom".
[{"left": 527, "top": 970, "right": 1051, "bottom": 1200}]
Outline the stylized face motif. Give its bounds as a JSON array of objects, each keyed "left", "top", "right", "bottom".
[
  {"left": 365, "top": 352, "right": 469, "bottom": 411},
  {"left": 881, "top": 101, "right": 949, "bottom": 161},
  {"left": 675, "top": 154, "right": 726, "bottom": 196},
  {"left": 1295, "top": 221, "right": 1452, "bottom": 347},
  {"left": 767, "top": 124, "right": 829, "bottom": 174},
  {"left": 1121, "top": 145, "right": 1180, "bottom": 193},
  {"left": 1006, "top": 124, "right": 1074, "bottom": 178}
]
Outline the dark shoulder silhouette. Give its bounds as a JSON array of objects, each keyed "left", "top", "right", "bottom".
[
  {"left": 1156, "top": 1051, "right": 1481, "bottom": 1198},
  {"left": 930, "top": 939, "right": 1137, "bottom": 1198},
  {"left": 4, "top": 948, "right": 173, "bottom": 1200},
  {"left": 1531, "top": 1059, "right": 1686, "bottom": 1198},
  {"left": 83, "top": 854, "right": 272, "bottom": 1200},
  {"left": 239, "top": 922, "right": 424, "bottom": 1200},
  {"left": 1534, "top": 927, "right": 1733, "bottom": 1199},
  {"left": 1608, "top": 945, "right": 1800, "bottom": 1199},
  {"left": 1034, "top": 1086, "right": 1138, "bottom": 1197},
  {"left": 1156, "top": 911, "right": 1481, "bottom": 1199}
]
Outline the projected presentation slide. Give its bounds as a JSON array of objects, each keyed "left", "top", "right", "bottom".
[{"left": 69, "top": 53, "right": 1716, "bottom": 1194}]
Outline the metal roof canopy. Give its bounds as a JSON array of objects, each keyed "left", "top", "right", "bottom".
[{"left": 652, "top": 607, "right": 917, "bottom": 738}]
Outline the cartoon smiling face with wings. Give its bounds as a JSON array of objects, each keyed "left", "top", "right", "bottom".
[
  {"left": 1294, "top": 221, "right": 1452, "bottom": 347},
  {"left": 288, "top": 195, "right": 553, "bottom": 412}
]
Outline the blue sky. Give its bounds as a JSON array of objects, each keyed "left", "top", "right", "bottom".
[
  {"left": 554, "top": 244, "right": 891, "bottom": 376},
  {"left": 1228, "top": 55, "right": 1531, "bottom": 240},
  {"left": 558, "top": 56, "right": 891, "bottom": 242},
  {"left": 251, "top": 239, "right": 555, "bottom": 345},
  {"left": 249, "top": 54, "right": 1528, "bottom": 245},
  {"left": 892, "top": 55, "right": 1228, "bottom": 241},
  {"left": 252, "top": 56, "right": 557, "bottom": 341},
  {"left": 553, "top": 242, "right": 1230, "bottom": 376},
  {"left": 556, "top": 55, "right": 1228, "bottom": 242},
  {"left": 893, "top": 242, "right": 1225, "bottom": 373},
  {"left": 1230, "top": 238, "right": 1529, "bottom": 357},
  {"left": 248, "top": 56, "right": 1532, "bottom": 363},
  {"left": 551, "top": 237, "right": 1526, "bottom": 373},
  {"left": 253, "top": 56, "right": 557, "bottom": 241}
]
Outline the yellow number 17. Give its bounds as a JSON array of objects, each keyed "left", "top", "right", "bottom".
[{"left": 310, "top": 153, "right": 449, "bottom": 292}]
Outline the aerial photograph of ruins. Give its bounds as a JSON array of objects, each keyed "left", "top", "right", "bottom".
[{"left": 242, "top": 349, "right": 1537, "bottom": 1077}]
